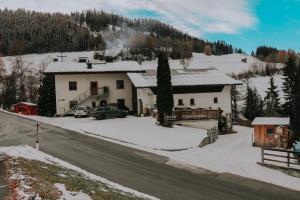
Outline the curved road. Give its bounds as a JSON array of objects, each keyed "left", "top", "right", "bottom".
[{"left": 0, "top": 111, "right": 299, "bottom": 200}]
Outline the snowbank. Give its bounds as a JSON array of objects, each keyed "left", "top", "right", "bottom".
[{"left": 0, "top": 145, "right": 159, "bottom": 200}]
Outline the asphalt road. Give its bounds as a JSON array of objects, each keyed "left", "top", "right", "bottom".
[{"left": 0, "top": 111, "right": 299, "bottom": 200}]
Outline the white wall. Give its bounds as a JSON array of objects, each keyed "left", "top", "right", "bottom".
[
  {"left": 137, "top": 85, "right": 232, "bottom": 115},
  {"left": 55, "top": 73, "right": 133, "bottom": 115}
]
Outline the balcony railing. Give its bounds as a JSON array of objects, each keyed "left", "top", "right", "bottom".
[{"left": 168, "top": 109, "right": 220, "bottom": 121}]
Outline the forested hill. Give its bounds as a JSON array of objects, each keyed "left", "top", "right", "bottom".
[{"left": 0, "top": 9, "right": 239, "bottom": 57}]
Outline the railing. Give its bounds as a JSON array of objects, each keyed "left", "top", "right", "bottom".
[
  {"left": 168, "top": 109, "right": 219, "bottom": 121},
  {"left": 59, "top": 88, "right": 91, "bottom": 115},
  {"left": 260, "top": 147, "right": 300, "bottom": 170},
  {"left": 59, "top": 87, "right": 109, "bottom": 115}
]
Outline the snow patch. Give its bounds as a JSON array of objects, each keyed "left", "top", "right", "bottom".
[{"left": 54, "top": 183, "right": 92, "bottom": 200}]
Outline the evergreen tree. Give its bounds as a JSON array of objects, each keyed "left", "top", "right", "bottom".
[
  {"left": 292, "top": 64, "right": 300, "bottom": 140},
  {"left": 156, "top": 52, "right": 174, "bottom": 125},
  {"left": 243, "top": 85, "right": 264, "bottom": 121},
  {"left": 282, "top": 57, "right": 297, "bottom": 117},
  {"left": 1, "top": 72, "right": 17, "bottom": 109},
  {"left": 264, "top": 76, "right": 281, "bottom": 116},
  {"left": 37, "top": 74, "right": 56, "bottom": 117}
]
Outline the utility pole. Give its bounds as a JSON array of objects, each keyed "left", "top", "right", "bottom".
[
  {"left": 36, "top": 122, "right": 40, "bottom": 150},
  {"left": 57, "top": 52, "right": 67, "bottom": 62}
]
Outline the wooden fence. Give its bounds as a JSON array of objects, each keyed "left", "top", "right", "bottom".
[
  {"left": 168, "top": 109, "right": 219, "bottom": 121},
  {"left": 260, "top": 147, "right": 300, "bottom": 170},
  {"left": 199, "top": 127, "right": 219, "bottom": 147}
]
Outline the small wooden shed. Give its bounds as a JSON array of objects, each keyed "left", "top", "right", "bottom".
[
  {"left": 252, "top": 117, "right": 290, "bottom": 149},
  {"left": 13, "top": 102, "right": 38, "bottom": 115}
]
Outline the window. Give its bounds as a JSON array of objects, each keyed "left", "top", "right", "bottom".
[
  {"left": 116, "top": 80, "right": 124, "bottom": 89},
  {"left": 190, "top": 98, "right": 195, "bottom": 106},
  {"left": 267, "top": 128, "right": 274, "bottom": 136},
  {"left": 69, "top": 101, "right": 78, "bottom": 109},
  {"left": 117, "top": 99, "right": 125, "bottom": 109},
  {"left": 69, "top": 81, "right": 77, "bottom": 91},
  {"left": 214, "top": 97, "right": 218, "bottom": 104},
  {"left": 178, "top": 99, "right": 184, "bottom": 106}
]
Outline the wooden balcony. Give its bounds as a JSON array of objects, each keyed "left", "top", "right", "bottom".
[{"left": 168, "top": 109, "right": 220, "bottom": 121}]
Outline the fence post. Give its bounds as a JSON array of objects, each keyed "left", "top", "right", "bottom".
[
  {"left": 287, "top": 152, "right": 290, "bottom": 167},
  {"left": 261, "top": 148, "right": 264, "bottom": 164}
]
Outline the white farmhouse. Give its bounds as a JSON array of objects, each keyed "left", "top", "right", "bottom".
[{"left": 45, "top": 58, "right": 241, "bottom": 118}]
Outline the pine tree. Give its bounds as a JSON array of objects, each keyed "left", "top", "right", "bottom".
[
  {"left": 243, "top": 85, "right": 264, "bottom": 121},
  {"left": 156, "top": 52, "right": 174, "bottom": 125},
  {"left": 292, "top": 63, "right": 300, "bottom": 140},
  {"left": 37, "top": 74, "right": 56, "bottom": 117},
  {"left": 2, "top": 72, "right": 17, "bottom": 109},
  {"left": 264, "top": 76, "right": 281, "bottom": 116},
  {"left": 282, "top": 57, "right": 297, "bottom": 118}
]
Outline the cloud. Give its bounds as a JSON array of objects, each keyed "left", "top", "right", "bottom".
[{"left": 0, "top": 0, "right": 258, "bottom": 36}]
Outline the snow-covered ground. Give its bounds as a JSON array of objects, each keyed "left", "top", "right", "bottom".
[
  {"left": 2, "top": 51, "right": 279, "bottom": 75},
  {"left": 161, "top": 126, "right": 300, "bottom": 191},
  {"left": 0, "top": 145, "right": 159, "bottom": 200},
  {"left": 1, "top": 110, "right": 206, "bottom": 151},
  {"left": 2, "top": 110, "right": 300, "bottom": 191}
]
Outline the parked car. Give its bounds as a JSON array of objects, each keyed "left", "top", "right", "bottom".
[
  {"left": 92, "top": 106, "right": 127, "bottom": 120},
  {"left": 293, "top": 141, "right": 300, "bottom": 161},
  {"left": 74, "top": 106, "right": 92, "bottom": 118}
]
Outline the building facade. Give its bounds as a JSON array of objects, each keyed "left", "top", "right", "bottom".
[{"left": 45, "top": 59, "right": 241, "bottom": 117}]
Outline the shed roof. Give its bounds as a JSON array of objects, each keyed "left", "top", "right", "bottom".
[
  {"left": 15, "top": 102, "right": 37, "bottom": 106},
  {"left": 128, "top": 69, "right": 242, "bottom": 88},
  {"left": 251, "top": 117, "right": 290, "bottom": 126}
]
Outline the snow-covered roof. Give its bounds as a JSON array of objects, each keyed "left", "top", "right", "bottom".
[
  {"left": 45, "top": 61, "right": 144, "bottom": 74},
  {"left": 252, "top": 117, "right": 290, "bottom": 125},
  {"left": 128, "top": 69, "right": 242, "bottom": 88},
  {"left": 15, "top": 102, "right": 37, "bottom": 106}
]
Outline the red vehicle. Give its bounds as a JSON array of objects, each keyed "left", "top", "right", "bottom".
[{"left": 13, "top": 102, "right": 38, "bottom": 115}]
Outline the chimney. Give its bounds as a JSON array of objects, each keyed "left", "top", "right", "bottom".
[{"left": 87, "top": 62, "right": 92, "bottom": 69}]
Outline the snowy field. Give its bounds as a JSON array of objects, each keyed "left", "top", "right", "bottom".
[
  {"left": 0, "top": 145, "right": 159, "bottom": 200},
  {"left": 2, "top": 51, "right": 280, "bottom": 74},
  {"left": 1, "top": 111, "right": 206, "bottom": 151},
  {"left": 2, "top": 110, "right": 300, "bottom": 191}
]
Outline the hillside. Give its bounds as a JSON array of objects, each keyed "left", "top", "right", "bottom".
[
  {"left": 2, "top": 51, "right": 281, "bottom": 74},
  {"left": 0, "top": 9, "right": 237, "bottom": 58}
]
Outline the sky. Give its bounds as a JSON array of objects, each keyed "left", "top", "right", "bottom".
[{"left": 0, "top": 0, "right": 299, "bottom": 53}]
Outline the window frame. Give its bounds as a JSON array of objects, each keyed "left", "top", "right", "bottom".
[
  {"left": 178, "top": 99, "right": 184, "bottom": 106},
  {"left": 116, "top": 80, "right": 125, "bottom": 89},
  {"left": 190, "top": 98, "right": 195, "bottom": 106},
  {"left": 69, "top": 81, "right": 77, "bottom": 91},
  {"left": 214, "top": 97, "right": 218, "bottom": 104}
]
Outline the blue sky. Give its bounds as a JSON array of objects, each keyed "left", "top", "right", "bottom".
[
  {"left": 1, "top": 0, "right": 299, "bottom": 53},
  {"left": 206, "top": 0, "right": 300, "bottom": 53}
]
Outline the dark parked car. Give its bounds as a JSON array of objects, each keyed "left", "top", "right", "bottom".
[
  {"left": 92, "top": 106, "right": 127, "bottom": 120},
  {"left": 293, "top": 141, "right": 300, "bottom": 161}
]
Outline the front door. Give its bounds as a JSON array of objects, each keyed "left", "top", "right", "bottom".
[{"left": 90, "top": 82, "right": 98, "bottom": 96}]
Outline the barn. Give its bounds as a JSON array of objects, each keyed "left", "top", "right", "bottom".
[
  {"left": 13, "top": 102, "right": 38, "bottom": 115},
  {"left": 252, "top": 117, "right": 290, "bottom": 149}
]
